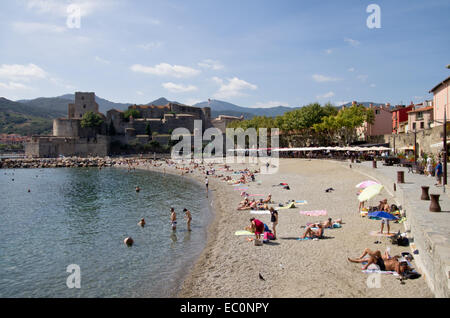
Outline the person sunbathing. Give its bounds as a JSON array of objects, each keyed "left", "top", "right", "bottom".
[
  {"left": 347, "top": 248, "right": 410, "bottom": 275},
  {"left": 300, "top": 223, "right": 324, "bottom": 239},
  {"left": 261, "top": 194, "right": 272, "bottom": 204},
  {"left": 322, "top": 218, "right": 342, "bottom": 228}
]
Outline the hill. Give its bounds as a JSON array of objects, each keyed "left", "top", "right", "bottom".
[
  {"left": 194, "top": 99, "right": 297, "bottom": 118},
  {"left": 58, "top": 94, "right": 131, "bottom": 114},
  {"left": 0, "top": 98, "right": 53, "bottom": 135}
]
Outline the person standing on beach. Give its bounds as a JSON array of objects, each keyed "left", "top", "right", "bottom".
[
  {"left": 250, "top": 218, "right": 264, "bottom": 240},
  {"left": 170, "top": 208, "right": 177, "bottom": 231},
  {"left": 435, "top": 160, "right": 443, "bottom": 186},
  {"left": 205, "top": 177, "right": 209, "bottom": 197},
  {"left": 270, "top": 207, "right": 278, "bottom": 239},
  {"left": 183, "top": 208, "right": 192, "bottom": 231}
]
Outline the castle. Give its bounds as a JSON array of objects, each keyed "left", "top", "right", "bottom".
[{"left": 25, "top": 92, "right": 237, "bottom": 158}]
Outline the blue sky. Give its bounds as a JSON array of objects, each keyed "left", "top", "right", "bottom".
[{"left": 0, "top": 0, "right": 449, "bottom": 107}]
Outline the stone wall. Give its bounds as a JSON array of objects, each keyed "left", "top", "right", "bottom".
[
  {"left": 25, "top": 135, "right": 109, "bottom": 158},
  {"left": 384, "top": 125, "right": 450, "bottom": 157}
]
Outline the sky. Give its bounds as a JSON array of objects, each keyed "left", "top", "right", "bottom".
[{"left": 0, "top": 0, "right": 449, "bottom": 107}]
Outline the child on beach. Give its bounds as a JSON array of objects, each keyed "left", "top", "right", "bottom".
[
  {"left": 183, "top": 208, "right": 192, "bottom": 231},
  {"left": 170, "top": 208, "right": 177, "bottom": 230}
]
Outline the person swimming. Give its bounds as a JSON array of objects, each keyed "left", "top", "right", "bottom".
[{"left": 138, "top": 218, "right": 145, "bottom": 227}]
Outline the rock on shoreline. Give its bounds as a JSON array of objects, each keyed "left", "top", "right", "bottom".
[{"left": 0, "top": 157, "right": 119, "bottom": 169}]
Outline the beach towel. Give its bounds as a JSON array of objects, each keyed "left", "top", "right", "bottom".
[
  {"left": 278, "top": 202, "right": 296, "bottom": 210},
  {"left": 235, "top": 230, "right": 254, "bottom": 236},
  {"left": 300, "top": 210, "right": 327, "bottom": 216},
  {"left": 250, "top": 211, "right": 271, "bottom": 215},
  {"left": 234, "top": 187, "right": 248, "bottom": 191},
  {"left": 362, "top": 269, "right": 399, "bottom": 276},
  {"left": 295, "top": 200, "right": 308, "bottom": 205},
  {"left": 369, "top": 231, "right": 395, "bottom": 237},
  {"left": 247, "top": 194, "right": 264, "bottom": 197}
]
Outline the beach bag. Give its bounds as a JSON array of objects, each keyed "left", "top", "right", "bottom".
[
  {"left": 254, "top": 238, "right": 263, "bottom": 246},
  {"left": 402, "top": 270, "right": 421, "bottom": 280}
]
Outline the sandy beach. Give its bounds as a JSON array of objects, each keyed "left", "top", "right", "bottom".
[{"left": 128, "top": 157, "right": 433, "bottom": 298}]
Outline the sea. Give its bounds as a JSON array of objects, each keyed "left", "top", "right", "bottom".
[{"left": 0, "top": 167, "right": 212, "bottom": 297}]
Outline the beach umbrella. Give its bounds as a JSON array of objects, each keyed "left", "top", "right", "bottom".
[
  {"left": 355, "top": 180, "right": 379, "bottom": 189},
  {"left": 368, "top": 211, "right": 398, "bottom": 220},
  {"left": 358, "top": 184, "right": 384, "bottom": 202}
]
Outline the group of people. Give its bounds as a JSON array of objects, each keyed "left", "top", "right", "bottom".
[
  {"left": 170, "top": 207, "right": 192, "bottom": 231},
  {"left": 237, "top": 194, "right": 273, "bottom": 211},
  {"left": 249, "top": 207, "right": 279, "bottom": 240}
]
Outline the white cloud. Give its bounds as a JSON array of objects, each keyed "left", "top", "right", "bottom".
[
  {"left": 357, "top": 74, "right": 368, "bottom": 82},
  {"left": 130, "top": 63, "right": 201, "bottom": 78},
  {"left": 0, "top": 81, "right": 30, "bottom": 90},
  {"left": 137, "top": 42, "right": 163, "bottom": 50},
  {"left": 316, "top": 91, "right": 335, "bottom": 99},
  {"left": 147, "top": 18, "right": 161, "bottom": 25},
  {"left": 312, "top": 74, "right": 341, "bottom": 83},
  {"left": 348, "top": 67, "right": 355, "bottom": 72},
  {"left": 184, "top": 98, "right": 202, "bottom": 106},
  {"left": 162, "top": 82, "right": 198, "bottom": 93},
  {"left": 95, "top": 56, "right": 111, "bottom": 64},
  {"left": 370, "top": 83, "right": 376, "bottom": 88},
  {"left": 198, "top": 59, "right": 224, "bottom": 70},
  {"left": 251, "top": 101, "right": 289, "bottom": 108},
  {"left": 324, "top": 49, "right": 333, "bottom": 55},
  {"left": 212, "top": 77, "right": 257, "bottom": 99},
  {"left": 0, "top": 63, "right": 47, "bottom": 81},
  {"left": 344, "top": 38, "right": 360, "bottom": 47},
  {"left": 136, "top": 91, "right": 144, "bottom": 96},
  {"left": 335, "top": 101, "right": 349, "bottom": 106},
  {"left": 12, "top": 21, "right": 66, "bottom": 34}
]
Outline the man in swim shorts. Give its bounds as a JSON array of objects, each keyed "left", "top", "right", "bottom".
[
  {"left": 347, "top": 248, "right": 410, "bottom": 275},
  {"left": 170, "top": 207, "right": 177, "bottom": 230}
]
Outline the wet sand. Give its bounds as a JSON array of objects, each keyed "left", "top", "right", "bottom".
[{"left": 130, "top": 157, "right": 433, "bottom": 298}]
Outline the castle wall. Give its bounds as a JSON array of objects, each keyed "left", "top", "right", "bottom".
[
  {"left": 53, "top": 118, "right": 100, "bottom": 138},
  {"left": 25, "top": 135, "right": 109, "bottom": 158}
]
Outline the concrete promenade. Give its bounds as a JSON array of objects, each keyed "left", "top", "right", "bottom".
[{"left": 343, "top": 159, "right": 450, "bottom": 297}]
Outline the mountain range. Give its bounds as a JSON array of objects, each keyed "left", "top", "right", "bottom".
[{"left": 1, "top": 94, "right": 384, "bottom": 136}]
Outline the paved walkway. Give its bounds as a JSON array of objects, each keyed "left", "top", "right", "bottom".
[{"left": 346, "top": 160, "right": 450, "bottom": 297}]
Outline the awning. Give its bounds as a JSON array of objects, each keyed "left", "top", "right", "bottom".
[{"left": 399, "top": 146, "right": 414, "bottom": 150}]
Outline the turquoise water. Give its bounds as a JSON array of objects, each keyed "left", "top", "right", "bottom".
[{"left": 0, "top": 167, "right": 211, "bottom": 297}]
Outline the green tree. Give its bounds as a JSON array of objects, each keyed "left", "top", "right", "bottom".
[
  {"left": 80, "top": 111, "right": 103, "bottom": 128},
  {"left": 123, "top": 109, "right": 141, "bottom": 120},
  {"left": 145, "top": 123, "right": 151, "bottom": 135}
]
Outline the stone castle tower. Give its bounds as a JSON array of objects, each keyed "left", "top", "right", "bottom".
[{"left": 68, "top": 92, "right": 99, "bottom": 119}]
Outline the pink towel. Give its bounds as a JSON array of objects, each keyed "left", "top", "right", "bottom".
[{"left": 300, "top": 210, "right": 327, "bottom": 216}]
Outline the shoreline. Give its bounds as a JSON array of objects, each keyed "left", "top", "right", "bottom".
[{"left": 1, "top": 156, "right": 435, "bottom": 297}]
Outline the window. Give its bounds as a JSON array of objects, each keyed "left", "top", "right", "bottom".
[
  {"left": 412, "top": 123, "right": 416, "bottom": 130},
  {"left": 420, "top": 122, "right": 424, "bottom": 129},
  {"left": 417, "top": 112, "right": 423, "bottom": 120},
  {"left": 83, "top": 104, "right": 86, "bottom": 109}
]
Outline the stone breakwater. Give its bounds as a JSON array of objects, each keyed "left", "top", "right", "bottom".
[{"left": 0, "top": 157, "right": 121, "bottom": 169}]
